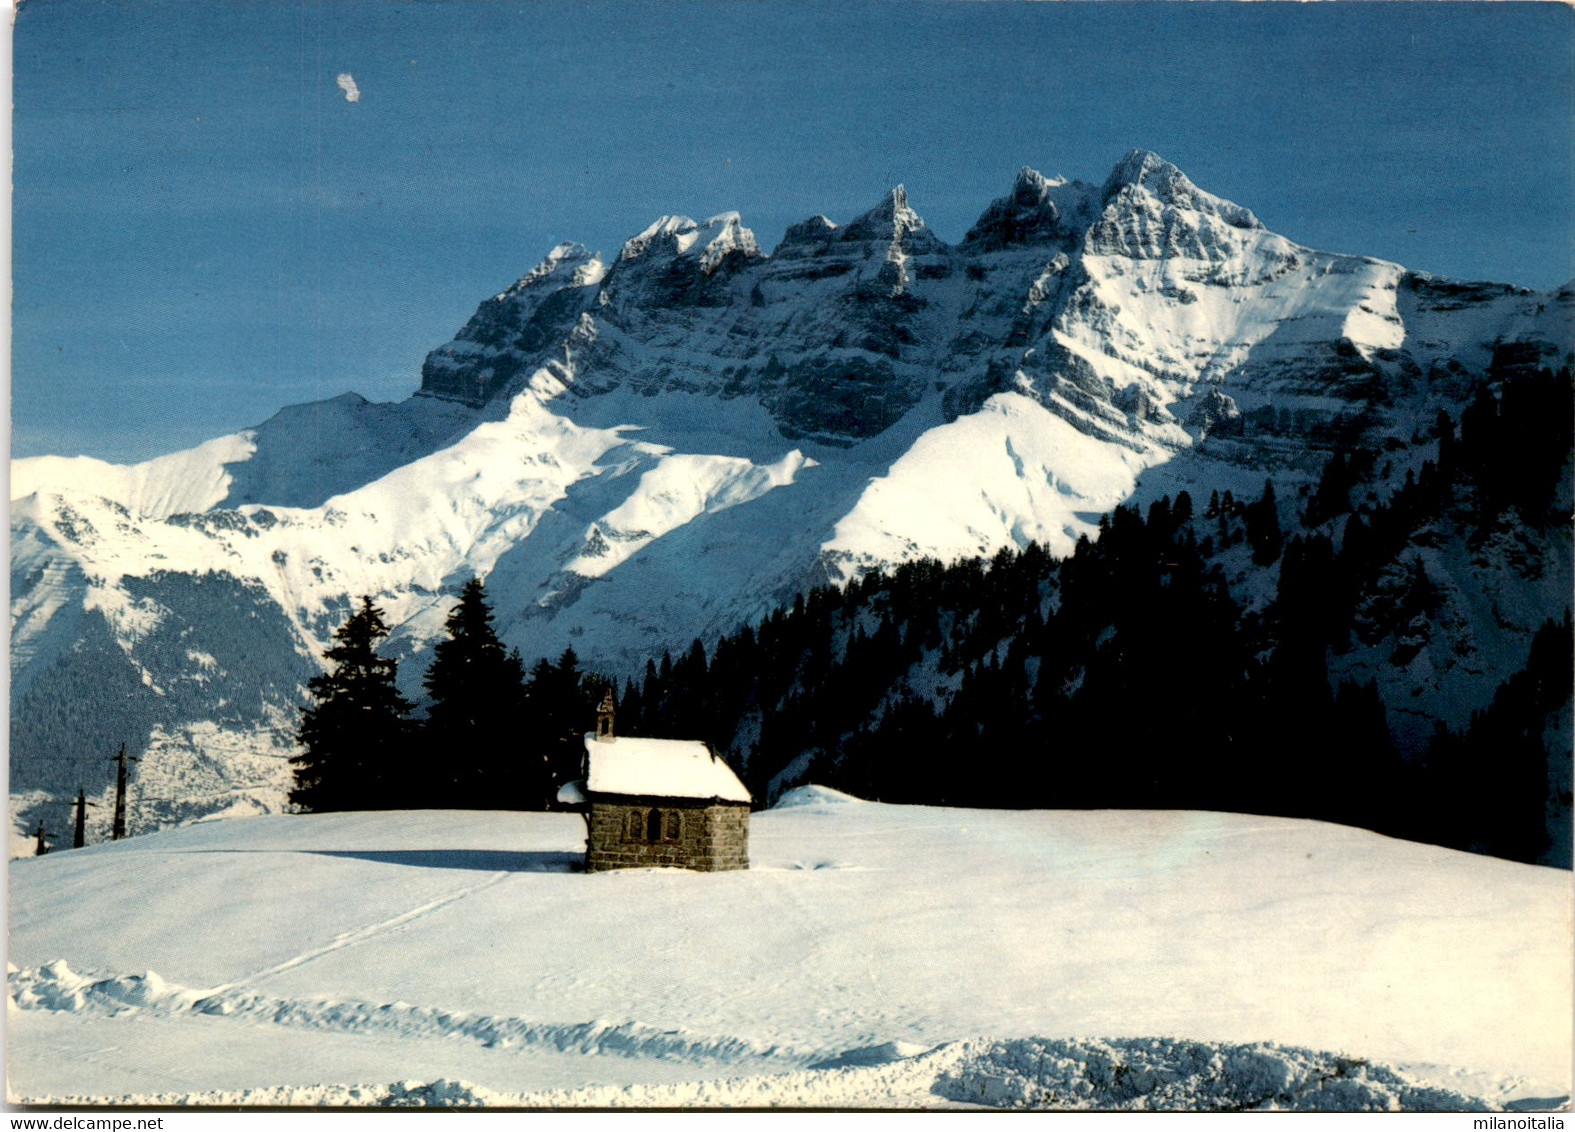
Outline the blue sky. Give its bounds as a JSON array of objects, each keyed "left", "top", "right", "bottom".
[{"left": 13, "top": 0, "right": 1574, "bottom": 462}]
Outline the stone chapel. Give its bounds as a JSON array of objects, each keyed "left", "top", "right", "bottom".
[{"left": 556, "top": 691, "right": 751, "bottom": 872}]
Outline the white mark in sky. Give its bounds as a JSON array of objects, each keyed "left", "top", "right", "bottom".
[{"left": 336, "top": 74, "right": 361, "bottom": 103}]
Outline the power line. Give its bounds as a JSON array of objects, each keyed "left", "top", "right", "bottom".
[
  {"left": 73, "top": 790, "right": 98, "bottom": 849},
  {"left": 110, "top": 744, "right": 139, "bottom": 841}
]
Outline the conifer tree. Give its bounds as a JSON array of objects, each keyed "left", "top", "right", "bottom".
[
  {"left": 291, "top": 596, "right": 413, "bottom": 812},
  {"left": 421, "top": 577, "right": 530, "bottom": 807},
  {"left": 1305, "top": 452, "right": 1353, "bottom": 529},
  {"left": 522, "top": 648, "right": 598, "bottom": 806},
  {"left": 1246, "top": 479, "right": 1284, "bottom": 565}
]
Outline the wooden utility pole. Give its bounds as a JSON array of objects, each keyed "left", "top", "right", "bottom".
[
  {"left": 109, "top": 744, "right": 139, "bottom": 841},
  {"left": 33, "top": 820, "right": 50, "bottom": 856},
  {"left": 73, "top": 789, "right": 97, "bottom": 849}
]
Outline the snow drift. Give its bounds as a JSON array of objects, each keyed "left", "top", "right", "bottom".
[{"left": 18, "top": 1039, "right": 1513, "bottom": 1111}]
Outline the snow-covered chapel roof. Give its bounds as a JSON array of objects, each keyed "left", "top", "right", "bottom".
[{"left": 579, "top": 735, "right": 751, "bottom": 804}]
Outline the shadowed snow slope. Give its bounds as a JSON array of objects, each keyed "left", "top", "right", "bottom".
[{"left": 8, "top": 803, "right": 1569, "bottom": 1107}]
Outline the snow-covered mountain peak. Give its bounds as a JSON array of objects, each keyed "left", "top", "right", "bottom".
[
  {"left": 773, "top": 214, "right": 840, "bottom": 256},
  {"left": 962, "top": 166, "right": 1095, "bottom": 252},
  {"left": 420, "top": 239, "right": 607, "bottom": 405},
  {"left": 1105, "top": 147, "right": 1178, "bottom": 190},
  {"left": 615, "top": 212, "right": 763, "bottom": 273},
  {"left": 1018, "top": 165, "right": 1062, "bottom": 192},
  {"left": 618, "top": 215, "right": 700, "bottom": 261},
  {"left": 839, "top": 185, "right": 944, "bottom": 254},
  {"left": 694, "top": 211, "right": 762, "bottom": 273},
  {"left": 496, "top": 242, "right": 605, "bottom": 300},
  {"left": 1101, "top": 148, "right": 1262, "bottom": 233},
  {"left": 1084, "top": 150, "right": 1271, "bottom": 270},
  {"left": 591, "top": 211, "right": 765, "bottom": 321}
]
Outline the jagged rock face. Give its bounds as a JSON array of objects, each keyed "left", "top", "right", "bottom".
[
  {"left": 598, "top": 212, "right": 765, "bottom": 316},
  {"left": 459, "top": 190, "right": 959, "bottom": 447},
  {"left": 413, "top": 148, "right": 1552, "bottom": 458},
  {"left": 962, "top": 167, "right": 1094, "bottom": 253},
  {"left": 420, "top": 243, "right": 606, "bottom": 405},
  {"left": 11, "top": 149, "right": 1571, "bottom": 837}
]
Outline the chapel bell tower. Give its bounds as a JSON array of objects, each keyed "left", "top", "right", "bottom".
[{"left": 596, "top": 688, "right": 616, "bottom": 742}]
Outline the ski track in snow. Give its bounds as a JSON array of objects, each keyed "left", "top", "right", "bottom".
[{"left": 216, "top": 869, "right": 515, "bottom": 991}]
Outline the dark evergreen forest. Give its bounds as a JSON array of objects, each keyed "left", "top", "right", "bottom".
[
  {"left": 621, "top": 366, "right": 1574, "bottom": 868},
  {"left": 294, "top": 366, "right": 1573, "bottom": 868}
]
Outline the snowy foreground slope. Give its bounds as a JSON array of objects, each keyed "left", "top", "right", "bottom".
[{"left": 8, "top": 791, "right": 1570, "bottom": 1109}]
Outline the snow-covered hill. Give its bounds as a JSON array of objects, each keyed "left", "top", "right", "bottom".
[
  {"left": 10, "top": 150, "right": 1572, "bottom": 833},
  {"left": 7, "top": 798, "right": 1570, "bottom": 1108}
]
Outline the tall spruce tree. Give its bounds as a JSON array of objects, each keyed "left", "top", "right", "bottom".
[
  {"left": 421, "top": 577, "right": 531, "bottom": 807},
  {"left": 1245, "top": 479, "right": 1284, "bottom": 565},
  {"left": 291, "top": 596, "right": 413, "bottom": 812},
  {"left": 521, "top": 649, "right": 597, "bottom": 807}
]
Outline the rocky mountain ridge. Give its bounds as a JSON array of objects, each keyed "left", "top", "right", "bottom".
[{"left": 10, "top": 150, "right": 1570, "bottom": 844}]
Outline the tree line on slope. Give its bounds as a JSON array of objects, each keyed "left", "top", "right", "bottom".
[{"left": 291, "top": 366, "right": 1572, "bottom": 867}]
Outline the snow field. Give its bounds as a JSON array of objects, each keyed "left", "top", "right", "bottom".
[
  {"left": 7, "top": 795, "right": 1570, "bottom": 1107},
  {"left": 8, "top": 379, "right": 819, "bottom": 697},
  {"left": 822, "top": 391, "right": 1156, "bottom": 571},
  {"left": 9, "top": 434, "right": 257, "bottom": 519}
]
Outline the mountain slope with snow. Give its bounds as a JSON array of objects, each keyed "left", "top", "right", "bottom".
[
  {"left": 7, "top": 800, "right": 1570, "bottom": 1107},
  {"left": 10, "top": 150, "right": 1571, "bottom": 835}
]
